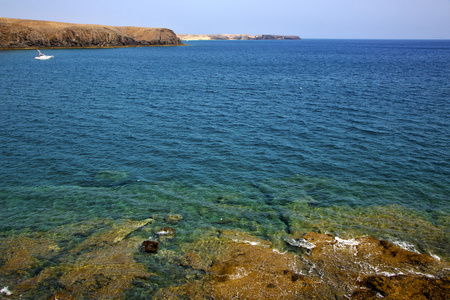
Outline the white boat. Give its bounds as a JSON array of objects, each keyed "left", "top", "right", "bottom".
[{"left": 35, "top": 50, "right": 54, "bottom": 60}]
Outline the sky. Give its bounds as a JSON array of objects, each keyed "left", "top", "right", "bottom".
[{"left": 1, "top": 0, "right": 449, "bottom": 39}]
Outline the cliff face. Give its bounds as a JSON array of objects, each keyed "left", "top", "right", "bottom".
[
  {"left": 254, "top": 34, "right": 300, "bottom": 40},
  {"left": 178, "top": 34, "right": 301, "bottom": 41},
  {"left": 0, "top": 17, "right": 183, "bottom": 49}
]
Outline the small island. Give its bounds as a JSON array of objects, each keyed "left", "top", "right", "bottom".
[
  {"left": 0, "top": 17, "right": 183, "bottom": 49},
  {"left": 177, "top": 34, "right": 301, "bottom": 41}
]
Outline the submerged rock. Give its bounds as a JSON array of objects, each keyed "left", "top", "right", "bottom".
[
  {"left": 70, "top": 218, "right": 152, "bottom": 254},
  {"left": 156, "top": 227, "right": 176, "bottom": 236},
  {"left": 95, "top": 170, "right": 128, "bottom": 180},
  {"left": 1, "top": 220, "right": 448, "bottom": 299},
  {"left": 0, "top": 218, "right": 154, "bottom": 299},
  {"left": 142, "top": 240, "right": 159, "bottom": 253},
  {"left": 156, "top": 227, "right": 176, "bottom": 243},
  {"left": 0, "top": 236, "right": 59, "bottom": 274},
  {"left": 165, "top": 214, "right": 183, "bottom": 224},
  {"left": 58, "top": 237, "right": 153, "bottom": 298}
]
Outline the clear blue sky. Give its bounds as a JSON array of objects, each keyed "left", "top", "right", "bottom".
[{"left": 1, "top": 0, "right": 449, "bottom": 39}]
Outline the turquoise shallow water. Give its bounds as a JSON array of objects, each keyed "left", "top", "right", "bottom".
[{"left": 0, "top": 40, "right": 449, "bottom": 260}]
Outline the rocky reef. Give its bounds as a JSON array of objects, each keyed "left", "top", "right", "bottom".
[
  {"left": 0, "top": 218, "right": 448, "bottom": 299},
  {"left": 177, "top": 33, "right": 301, "bottom": 41},
  {"left": 0, "top": 17, "right": 183, "bottom": 49},
  {"left": 158, "top": 230, "right": 449, "bottom": 299}
]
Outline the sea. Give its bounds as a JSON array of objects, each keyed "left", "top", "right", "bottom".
[{"left": 0, "top": 39, "right": 449, "bottom": 296}]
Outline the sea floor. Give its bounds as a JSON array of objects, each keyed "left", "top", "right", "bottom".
[{"left": 0, "top": 175, "right": 449, "bottom": 299}]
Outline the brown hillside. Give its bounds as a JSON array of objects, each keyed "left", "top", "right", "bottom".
[{"left": 0, "top": 17, "right": 183, "bottom": 49}]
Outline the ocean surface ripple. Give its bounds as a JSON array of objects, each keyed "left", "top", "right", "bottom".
[{"left": 0, "top": 40, "right": 449, "bottom": 255}]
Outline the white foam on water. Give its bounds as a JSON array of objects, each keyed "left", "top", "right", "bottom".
[
  {"left": 0, "top": 286, "right": 12, "bottom": 296},
  {"left": 333, "top": 237, "right": 359, "bottom": 256},
  {"left": 156, "top": 230, "right": 172, "bottom": 236},
  {"left": 228, "top": 267, "right": 249, "bottom": 280},
  {"left": 334, "top": 237, "right": 360, "bottom": 247},
  {"left": 429, "top": 252, "right": 441, "bottom": 261},
  {"left": 391, "top": 240, "right": 421, "bottom": 254},
  {"left": 413, "top": 271, "right": 436, "bottom": 278},
  {"left": 272, "top": 248, "right": 287, "bottom": 255},
  {"left": 284, "top": 238, "right": 315, "bottom": 250},
  {"left": 308, "top": 262, "right": 317, "bottom": 274},
  {"left": 379, "top": 271, "right": 402, "bottom": 277}
]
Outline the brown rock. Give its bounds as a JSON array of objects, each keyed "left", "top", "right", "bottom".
[
  {"left": 353, "top": 236, "right": 436, "bottom": 268},
  {"left": 161, "top": 231, "right": 448, "bottom": 299},
  {"left": 2, "top": 225, "right": 448, "bottom": 299},
  {"left": 158, "top": 230, "right": 333, "bottom": 299},
  {"left": 49, "top": 291, "right": 75, "bottom": 300},
  {"left": 301, "top": 231, "right": 336, "bottom": 247},
  {"left": 378, "top": 239, "right": 434, "bottom": 264},
  {"left": 142, "top": 240, "right": 159, "bottom": 253},
  {"left": 354, "top": 275, "right": 450, "bottom": 300},
  {"left": 0, "top": 17, "right": 183, "bottom": 49}
]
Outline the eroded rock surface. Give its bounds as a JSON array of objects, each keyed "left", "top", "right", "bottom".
[
  {"left": 161, "top": 230, "right": 328, "bottom": 299},
  {"left": 353, "top": 275, "right": 450, "bottom": 300},
  {"left": 156, "top": 230, "right": 449, "bottom": 299},
  {"left": 0, "top": 17, "right": 183, "bottom": 49},
  {"left": 1, "top": 223, "right": 448, "bottom": 299}
]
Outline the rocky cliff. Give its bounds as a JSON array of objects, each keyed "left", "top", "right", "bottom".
[
  {"left": 0, "top": 17, "right": 183, "bottom": 49},
  {"left": 178, "top": 33, "right": 301, "bottom": 41}
]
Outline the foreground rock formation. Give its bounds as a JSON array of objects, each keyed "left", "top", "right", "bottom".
[
  {"left": 0, "top": 17, "right": 183, "bottom": 49},
  {"left": 178, "top": 33, "right": 300, "bottom": 41},
  {"left": 0, "top": 218, "right": 448, "bottom": 299},
  {"left": 157, "top": 230, "right": 449, "bottom": 299}
]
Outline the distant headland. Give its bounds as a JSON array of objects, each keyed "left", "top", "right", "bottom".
[
  {"left": 178, "top": 34, "right": 301, "bottom": 41},
  {"left": 0, "top": 17, "right": 183, "bottom": 49}
]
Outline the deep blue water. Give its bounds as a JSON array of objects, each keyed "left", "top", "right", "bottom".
[{"left": 0, "top": 40, "right": 449, "bottom": 255}]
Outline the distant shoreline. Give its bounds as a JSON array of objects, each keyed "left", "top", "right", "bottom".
[{"left": 177, "top": 33, "right": 301, "bottom": 41}]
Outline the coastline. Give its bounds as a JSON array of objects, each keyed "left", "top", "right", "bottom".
[
  {"left": 0, "top": 17, "right": 184, "bottom": 49},
  {"left": 177, "top": 33, "right": 301, "bottom": 41},
  {"left": 0, "top": 44, "right": 187, "bottom": 50}
]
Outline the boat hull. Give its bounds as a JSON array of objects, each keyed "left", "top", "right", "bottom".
[{"left": 35, "top": 55, "right": 54, "bottom": 60}]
